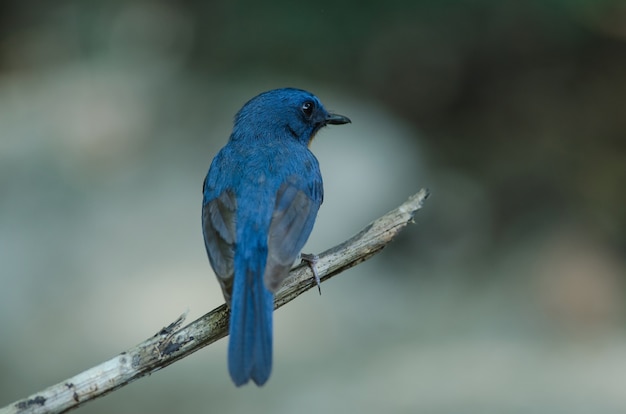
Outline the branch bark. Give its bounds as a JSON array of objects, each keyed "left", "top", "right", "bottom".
[{"left": 1, "top": 189, "right": 429, "bottom": 414}]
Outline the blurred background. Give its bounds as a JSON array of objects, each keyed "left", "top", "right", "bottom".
[{"left": 1, "top": 0, "right": 626, "bottom": 413}]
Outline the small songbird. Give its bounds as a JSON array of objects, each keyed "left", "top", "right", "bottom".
[{"left": 202, "top": 88, "right": 351, "bottom": 386}]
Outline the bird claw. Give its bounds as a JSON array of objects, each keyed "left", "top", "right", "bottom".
[{"left": 300, "top": 253, "right": 321, "bottom": 295}]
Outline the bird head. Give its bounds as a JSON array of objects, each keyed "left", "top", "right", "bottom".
[{"left": 232, "top": 88, "right": 351, "bottom": 146}]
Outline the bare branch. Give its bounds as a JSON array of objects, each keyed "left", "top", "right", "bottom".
[{"left": 1, "top": 189, "right": 429, "bottom": 414}]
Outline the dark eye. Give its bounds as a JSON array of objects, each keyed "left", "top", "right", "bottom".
[{"left": 301, "top": 100, "right": 314, "bottom": 118}]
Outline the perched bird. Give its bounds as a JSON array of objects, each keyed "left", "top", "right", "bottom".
[{"left": 202, "top": 88, "right": 351, "bottom": 386}]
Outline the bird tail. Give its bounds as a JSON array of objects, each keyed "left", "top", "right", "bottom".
[{"left": 228, "top": 245, "right": 274, "bottom": 386}]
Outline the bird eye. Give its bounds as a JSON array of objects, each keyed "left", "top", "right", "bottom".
[{"left": 301, "top": 101, "right": 314, "bottom": 118}]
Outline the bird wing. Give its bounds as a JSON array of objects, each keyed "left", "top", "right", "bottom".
[
  {"left": 202, "top": 189, "right": 237, "bottom": 304},
  {"left": 264, "top": 180, "right": 322, "bottom": 292}
]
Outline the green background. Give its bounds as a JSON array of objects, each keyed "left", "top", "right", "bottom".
[{"left": 1, "top": 1, "right": 625, "bottom": 413}]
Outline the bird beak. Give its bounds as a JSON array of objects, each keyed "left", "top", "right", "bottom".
[{"left": 325, "top": 113, "right": 351, "bottom": 125}]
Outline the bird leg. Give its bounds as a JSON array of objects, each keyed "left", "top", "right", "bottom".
[{"left": 300, "top": 253, "right": 321, "bottom": 295}]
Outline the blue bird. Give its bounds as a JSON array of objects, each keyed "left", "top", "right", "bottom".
[{"left": 202, "top": 88, "right": 351, "bottom": 386}]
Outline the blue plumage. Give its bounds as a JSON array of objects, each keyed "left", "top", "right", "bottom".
[{"left": 202, "top": 88, "right": 350, "bottom": 386}]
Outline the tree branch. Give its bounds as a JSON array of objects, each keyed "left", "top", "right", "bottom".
[{"left": 1, "top": 189, "right": 429, "bottom": 414}]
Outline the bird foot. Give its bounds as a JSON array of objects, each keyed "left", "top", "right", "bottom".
[{"left": 300, "top": 253, "right": 321, "bottom": 295}]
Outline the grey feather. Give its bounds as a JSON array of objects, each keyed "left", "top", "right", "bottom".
[
  {"left": 203, "top": 191, "right": 237, "bottom": 304},
  {"left": 264, "top": 183, "right": 319, "bottom": 292}
]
